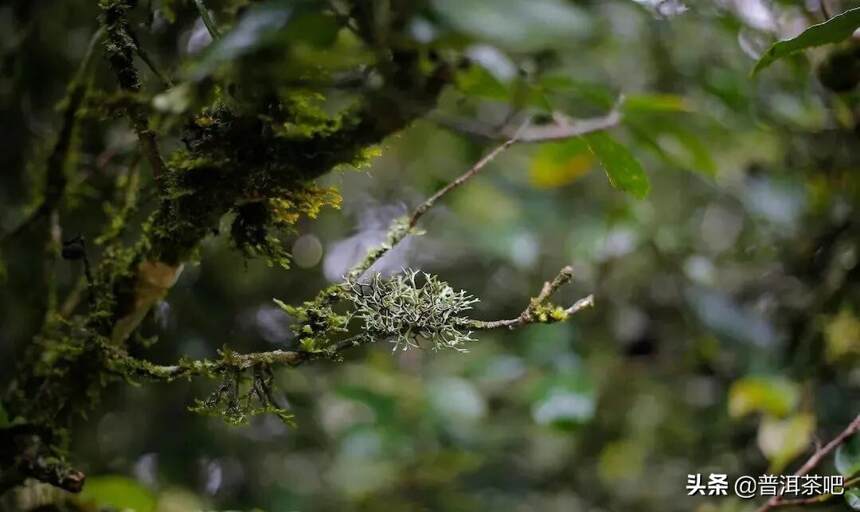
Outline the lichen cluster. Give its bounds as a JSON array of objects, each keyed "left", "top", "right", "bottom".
[
  {"left": 344, "top": 270, "right": 480, "bottom": 352},
  {"left": 271, "top": 268, "right": 483, "bottom": 357}
]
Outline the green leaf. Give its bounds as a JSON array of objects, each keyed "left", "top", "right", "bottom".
[
  {"left": 622, "top": 93, "right": 692, "bottom": 113},
  {"left": 283, "top": 11, "right": 340, "bottom": 48},
  {"left": 455, "top": 65, "right": 510, "bottom": 101},
  {"left": 78, "top": 476, "right": 156, "bottom": 512},
  {"left": 728, "top": 377, "right": 799, "bottom": 418},
  {"left": 0, "top": 401, "right": 9, "bottom": 428},
  {"left": 824, "top": 308, "right": 860, "bottom": 361},
  {"left": 836, "top": 434, "right": 860, "bottom": 477},
  {"left": 538, "top": 75, "right": 616, "bottom": 108},
  {"left": 753, "top": 7, "right": 860, "bottom": 75},
  {"left": 582, "top": 132, "right": 650, "bottom": 198},
  {"left": 431, "top": 0, "right": 590, "bottom": 52},
  {"left": 847, "top": 487, "right": 860, "bottom": 510}
]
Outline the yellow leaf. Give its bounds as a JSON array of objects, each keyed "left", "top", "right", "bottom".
[
  {"left": 529, "top": 139, "right": 594, "bottom": 189},
  {"left": 728, "top": 377, "right": 799, "bottom": 419},
  {"left": 757, "top": 414, "right": 815, "bottom": 473},
  {"left": 597, "top": 439, "right": 646, "bottom": 484},
  {"left": 824, "top": 308, "right": 860, "bottom": 361}
]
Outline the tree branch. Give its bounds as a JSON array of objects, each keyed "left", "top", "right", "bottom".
[
  {"left": 118, "top": 265, "right": 594, "bottom": 381},
  {"left": 471, "top": 266, "right": 594, "bottom": 330},
  {"left": 756, "top": 413, "right": 860, "bottom": 512},
  {"left": 120, "top": 140, "right": 595, "bottom": 383},
  {"left": 407, "top": 131, "right": 523, "bottom": 229},
  {"left": 100, "top": 0, "right": 167, "bottom": 187},
  {"left": 118, "top": 349, "right": 310, "bottom": 381}
]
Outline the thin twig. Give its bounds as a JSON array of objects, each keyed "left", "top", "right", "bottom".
[
  {"left": 100, "top": 5, "right": 168, "bottom": 189},
  {"left": 348, "top": 125, "right": 526, "bottom": 280},
  {"left": 193, "top": 0, "right": 221, "bottom": 39},
  {"left": 794, "top": 414, "right": 860, "bottom": 477},
  {"left": 756, "top": 413, "right": 860, "bottom": 512},
  {"left": 470, "top": 266, "right": 594, "bottom": 330},
  {"left": 434, "top": 107, "right": 622, "bottom": 144},
  {"left": 408, "top": 128, "right": 524, "bottom": 229},
  {"left": 344, "top": 121, "right": 593, "bottom": 330}
]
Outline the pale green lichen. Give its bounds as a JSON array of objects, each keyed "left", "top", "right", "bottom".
[{"left": 344, "top": 270, "right": 479, "bottom": 352}]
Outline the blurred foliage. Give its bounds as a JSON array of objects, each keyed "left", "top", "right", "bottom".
[
  {"left": 754, "top": 6, "right": 860, "bottom": 73},
  {"left": 837, "top": 434, "right": 860, "bottom": 477},
  {"left": 1, "top": 0, "right": 860, "bottom": 511},
  {"left": 79, "top": 476, "right": 157, "bottom": 512}
]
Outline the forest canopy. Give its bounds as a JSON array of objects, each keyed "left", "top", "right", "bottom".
[{"left": 1, "top": 0, "right": 860, "bottom": 511}]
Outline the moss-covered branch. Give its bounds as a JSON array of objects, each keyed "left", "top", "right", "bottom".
[
  {"left": 1, "top": 0, "right": 460, "bottom": 492},
  {"left": 96, "top": 124, "right": 596, "bottom": 429},
  {"left": 117, "top": 348, "right": 309, "bottom": 382},
  {"left": 99, "top": 0, "right": 167, "bottom": 185},
  {"left": 1, "top": 0, "right": 604, "bottom": 494},
  {"left": 117, "top": 266, "right": 594, "bottom": 381}
]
